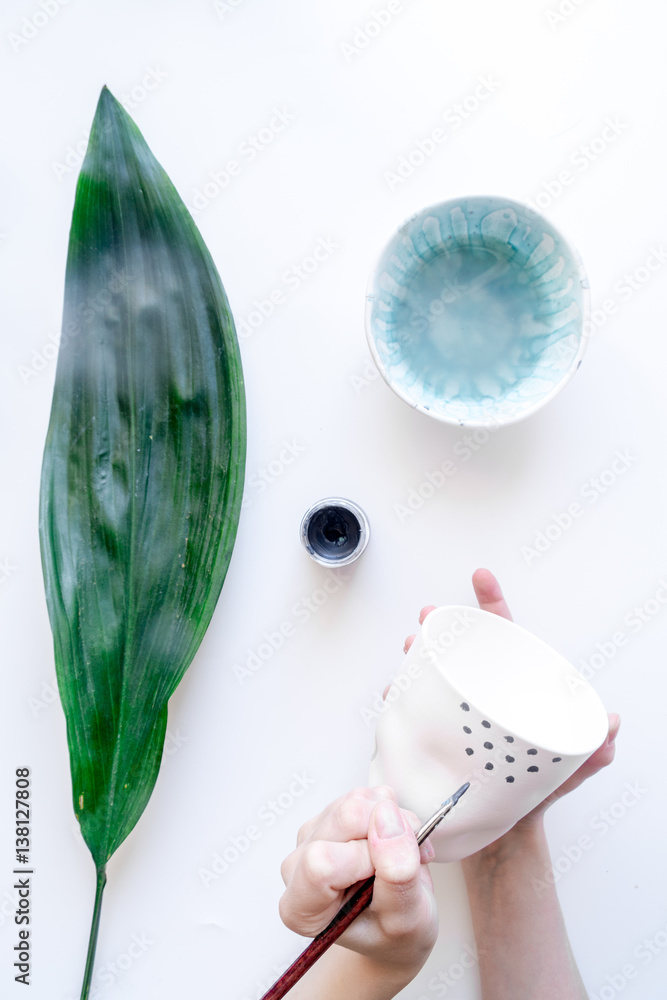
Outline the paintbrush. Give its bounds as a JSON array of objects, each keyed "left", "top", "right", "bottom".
[{"left": 258, "top": 782, "right": 470, "bottom": 1000}]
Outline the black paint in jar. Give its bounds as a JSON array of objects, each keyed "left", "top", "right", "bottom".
[{"left": 300, "top": 497, "right": 370, "bottom": 567}]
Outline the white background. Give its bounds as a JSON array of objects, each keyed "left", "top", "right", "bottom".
[{"left": 1, "top": 1, "right": 666, "bottom": 998}]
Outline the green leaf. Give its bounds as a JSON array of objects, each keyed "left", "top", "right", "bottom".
[{"left": 39, "top": 86, "right": 246, "bottom": 996}]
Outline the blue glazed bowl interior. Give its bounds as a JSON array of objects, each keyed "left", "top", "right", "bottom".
[{"left": 366, "top": 197, "right": 588, "bottom": 426}]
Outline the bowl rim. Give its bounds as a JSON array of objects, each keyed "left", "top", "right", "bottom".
[{"left": 364, "top": 192, "right": 591, "bottom": 428}]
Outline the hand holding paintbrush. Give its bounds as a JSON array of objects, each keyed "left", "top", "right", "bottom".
[
  {"left": 260, "top": 784, "right": 468, "bottom": 1000},
  {"left": 254, "top": 572, "right": 620, "bottom": 1000}
]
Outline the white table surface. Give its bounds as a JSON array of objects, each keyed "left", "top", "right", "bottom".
[{"left": 1, "top": 1, "right": 666, "bottom": 998}]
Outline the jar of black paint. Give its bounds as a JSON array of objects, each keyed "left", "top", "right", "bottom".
[{"left": 300, "top": 497, "right": 370, "bottom": 567}]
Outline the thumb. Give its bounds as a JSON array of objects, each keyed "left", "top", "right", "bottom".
[{"left": 367, "top": 799, "right": 429, "bottom": 932}]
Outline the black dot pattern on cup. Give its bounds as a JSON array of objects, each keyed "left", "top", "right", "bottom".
[{"left": 457, "top": 703, "right": 565, "bottom": 783}]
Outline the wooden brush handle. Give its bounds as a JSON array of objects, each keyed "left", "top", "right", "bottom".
[{"left": 258, "top": 876, "right": 376, "bottom": 1000}]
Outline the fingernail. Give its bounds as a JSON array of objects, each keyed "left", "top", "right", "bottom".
[
  {"left": 375, "top": 800, "right": 405, "bottom": 839},
  {"left": 423, "top": 840, "right": 435, "bottom": 861},
  {"left": 609, "top": 714, "right": 621, "bottom": 743}
]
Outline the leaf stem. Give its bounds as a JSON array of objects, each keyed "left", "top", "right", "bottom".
[{"left": 80, "top": 866, "right": 107, "bottom": 1000}]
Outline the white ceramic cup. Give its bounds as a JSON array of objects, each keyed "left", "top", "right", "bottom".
[{"left": 369, "top": 606, "right": 609, "bottom": 861}]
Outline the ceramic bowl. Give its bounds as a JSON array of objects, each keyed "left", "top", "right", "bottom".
[
  {"left": 368, "top": 605, "right": 608, "bottom": 861},
  {"left": 365, "top": 195, "right": 589, "bottom": 427}
]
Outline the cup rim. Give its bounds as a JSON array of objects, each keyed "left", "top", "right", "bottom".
[
  {"left": 364, "top": 193, "right": 591, "bottom": 428},
  {"left": 416, "top": 604, "right": 608, "bottom": 756}
]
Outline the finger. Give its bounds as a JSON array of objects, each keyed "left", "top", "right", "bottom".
[
  {"left": 296, "top": 787, "right": 397, "bottom": 848},
  {"left": 577, "top": 712, "right": 620, "bottom": 776},
  {"left": 279, "top": 838, "right": 374, "bottom": 936},
  {"left": 366, "top": 799, "right": 436, "bottom": 938},
  {"left": 532, "top": 713, "right": 621, "bottom": 816},
  {"left": 579, "top": 712, "right": 620, "bottom": 768},
  {"left": 295, "top": 809, "right": 326, "bottom": 848},
  {"left": 472, "top": 567, "right": 513, "bottom": 621},
  {"left": 405, "top": 604, "right": 437, "bottom": 651},
  {"left": 420, "top": 838, "right": 436, "bottom": 864},
  {"left": 400, "top": 807, "right": 436, "bottom": 864}
]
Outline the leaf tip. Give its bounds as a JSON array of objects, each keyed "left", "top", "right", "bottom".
[{"left": 97, "top": 84, "right": 117, "bottom": 112}]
